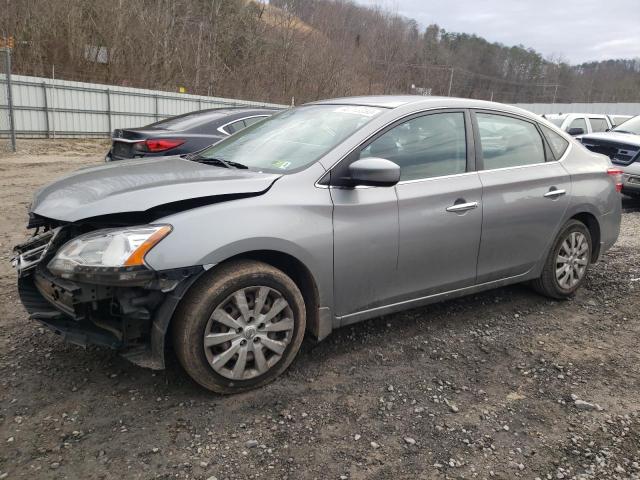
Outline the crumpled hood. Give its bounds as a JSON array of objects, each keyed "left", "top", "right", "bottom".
[
  {"left": 580, "top": 131, "right": 640, "bottom": 147},
  {"left": 31, "top": 156, "right": 281, "bottom": 222}
]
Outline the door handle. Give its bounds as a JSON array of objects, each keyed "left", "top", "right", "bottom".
[
  {"left": 544, "top": 188, "right": 566, "bottom": 198},
  {"left": 446, "top": 201, "right": 479, "bottom": 213}
]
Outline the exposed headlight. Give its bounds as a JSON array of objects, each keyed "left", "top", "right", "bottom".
[{"left": 47, "top": 225, "right": 172, "bottom": 284}]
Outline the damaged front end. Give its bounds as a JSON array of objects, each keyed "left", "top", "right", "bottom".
[{"left": 14, "top": 220, "right": 204, "bottom": 370}]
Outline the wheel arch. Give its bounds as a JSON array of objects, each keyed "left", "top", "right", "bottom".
[
  {"left": 221, "top": 249, "right": 324, "bottom": 340},
  {"left": 569, "top": 211, "right": 601, "bottom": 262}
]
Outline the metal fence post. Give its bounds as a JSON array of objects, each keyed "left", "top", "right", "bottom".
[
  {"left": 41, "top": 82, "right": 50, "bottom": 138},
  {"left": 105, "top": 88, "right": 112, "bottom": 136},
  {"left": 154, "top": 94, "right": 159, "bottom": 121},
  {"left": 2, "top": 47, "right": 16, "bottom": 151}
]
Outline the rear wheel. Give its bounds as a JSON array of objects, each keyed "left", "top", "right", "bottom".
[
  {"left": 172, "top": 260, "right": 306, "bottom": 394},
  {"left": 532, "top": 219, "right": 592, "bottom": 299}
]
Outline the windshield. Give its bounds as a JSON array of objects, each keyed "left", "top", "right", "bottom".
[
  {"left": 613, "top": 115, "right": 640, "bottom": 135},
  {"left": 546, "top": 117, "right": 565, "bottom": 127},
  {"left": 197, "top": 104, "right": 385, "bottom": 173}
]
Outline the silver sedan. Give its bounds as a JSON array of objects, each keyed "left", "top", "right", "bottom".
[{"left": 15, "top": 96, "right": 622, "bottom": 393}]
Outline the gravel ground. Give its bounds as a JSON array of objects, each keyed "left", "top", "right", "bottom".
[{"left": 1, "top": 141, "right": 639, "bottom": 480}]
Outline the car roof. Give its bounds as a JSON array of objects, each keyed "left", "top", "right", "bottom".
[
  {"left": 191, "top": 107, "right": 279, "bottom": 116},
  {"left": 545, "top": 113, "right": 608, "bottom": 118},
  {"left": 308, "top": 95, "right": 534, "bottom": 115}
]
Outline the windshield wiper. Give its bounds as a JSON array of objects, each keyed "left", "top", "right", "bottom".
[
  {"left": 613, "top": 130, "right": 637, "bottom": 135},
  {"left": 184, "top": 154, "right": 249, "bottom": 169},
  {"left": 223, "top": 160, "right": 249, "bottom": 169}
]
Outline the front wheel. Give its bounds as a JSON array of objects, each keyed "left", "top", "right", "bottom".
[
  {"left": 532, "top": 219, "right": 592, "bottom": 299},
  {"left": 172, "top": 260, "right": 306, "bottom": 394}
]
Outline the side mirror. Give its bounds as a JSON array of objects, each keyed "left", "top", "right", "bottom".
[
  {"left": 567, "top": 127, "right": 585, "bottom": 136},
  {"left": 348, "top": 158, "right": 400, "bottom": 187}
]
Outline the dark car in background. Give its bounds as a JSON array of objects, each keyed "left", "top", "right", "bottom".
[
  {"left": 578, "top": 115, "right": 640, "bottom": 197},
  {"left": 105, "top": 107, "right": 279, "bottom": 161}
]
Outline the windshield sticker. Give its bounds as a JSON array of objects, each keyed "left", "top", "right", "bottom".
[
  {"left": 334, "top": 106, "right": 381, "bottom": 117},
  {"left": 272, "top": 160, "right": 292, "bottom": 170}
]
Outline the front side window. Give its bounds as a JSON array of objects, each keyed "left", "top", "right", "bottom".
[
  {"left": 199, "top": 104, "right": 384, "bottom": 173},
  {"left": 569, "top": 118, "right": 588, "bottom": 134},
  {"left": 589, "top": 118, "right": 609, "bottom": 132},
  {"left": 359, "top": 112, "right": 467, "bottom": 181},
  {"left": 477, "top": 113, "right": 545, "bottom": 169}
]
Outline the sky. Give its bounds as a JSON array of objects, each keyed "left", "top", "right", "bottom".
[{"left": 354, "top": 0, "right": 640, "bottom": 64}]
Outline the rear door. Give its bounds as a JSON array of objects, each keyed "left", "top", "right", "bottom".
[{"left": 473, "top": 111, "right": 571, "bottom": 283}]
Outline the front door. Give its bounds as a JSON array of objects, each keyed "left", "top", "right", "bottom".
[
  {"left": 333, "top": 110, "right": 483, "bottom": 310},
  {"left": 331, "top": 186, "right": 399, "bottom": 317},
  {"left": 390, "top": 111, "right": 482, "bottom": 301}
]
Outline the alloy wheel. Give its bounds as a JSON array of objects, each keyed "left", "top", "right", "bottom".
[
  {"left": 203, "top": 286, "right": 295, "bottom": 380},
  {"left": 555, "top": 231, "right": 589, "bottom": 289}
]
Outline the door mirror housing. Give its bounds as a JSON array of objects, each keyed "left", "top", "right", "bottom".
[
  {"left": 567, "top": 127, "right": 585, "bottom": 136},
  {"left": 348, "top": 158, "right": 401, "bottom": 187}
]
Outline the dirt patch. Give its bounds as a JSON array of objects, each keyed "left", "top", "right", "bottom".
[
  {"left": 0, "top": 139, "right": 110, "bottom": 159},
  {"left": 1, "top": 149, "right": 639, "bottom": 480}
]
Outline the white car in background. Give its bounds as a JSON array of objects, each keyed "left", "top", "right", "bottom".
[
  {"left": 544, "top": 113, "right": 613, "bottom": 136},
  {"left": 608, "top": 115, "right": 633, "bottom": 128}
]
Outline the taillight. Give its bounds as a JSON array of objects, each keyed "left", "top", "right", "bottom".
[
  {"left": 144, "top": 139, "right": 185, "bottom": 152},
  {"left": 607, "top": 168, "right": 623, "bottom": 192}
]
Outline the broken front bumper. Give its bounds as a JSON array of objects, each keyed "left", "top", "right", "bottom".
[{"left": 14, "top": 229, "right": 205, "bottom": 369}]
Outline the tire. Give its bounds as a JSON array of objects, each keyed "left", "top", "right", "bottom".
[
  {"left": 532, "top": 219, "right": 592, "bottom": 299},
  {"left": 172, "top": 259, "right": 306, "bottom": 394}
]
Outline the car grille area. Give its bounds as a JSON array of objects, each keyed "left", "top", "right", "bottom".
[
  {"left": 12, "top": 228, "right": 62, "bottom": 277},
  {"left": 582, "top": 140, "right": 640, "bottom": 166}
]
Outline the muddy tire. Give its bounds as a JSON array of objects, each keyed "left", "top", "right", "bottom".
[
  {"left": 172, "top": 260, "right": 306, "bottom": 394},
  {"left": 532, "top": 219, "right": 592, "bottom": 299}
]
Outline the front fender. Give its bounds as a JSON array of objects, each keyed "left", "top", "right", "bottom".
[{"left": 144, "top": 167, "right": 334, "bottom": 309}]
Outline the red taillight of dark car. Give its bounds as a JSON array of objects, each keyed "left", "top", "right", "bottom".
[
  {"left": 607, "top": 168, "right": 623, "bottom": 192},
  {"left": 144, "top": 139, "right": 185, "bottom": 152}
]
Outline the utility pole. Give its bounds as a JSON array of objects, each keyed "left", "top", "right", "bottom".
[
  {"left": 447, "top": 67, "right": 454, "bottom": 97},
  {"left": 1, "top": 40, "right": 17, "bottom": 152},
  {"left": 552, "top": 84, "right": 559, "bottom": 104}
]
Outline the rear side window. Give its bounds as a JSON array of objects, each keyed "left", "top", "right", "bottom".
[
  {"left": 359, "top": 112, "right": 467, "bottom": 181},
  {"left": 224, "top": 120, "right": 247, "bottom": 134},
  {"left": 476, "top": 113, "right": 545, "bottom": 169},
  {"left": 540, "top": 125, "right": 570, "bottom": 159},
  {"left": 243, "top": 116, "right": 267, "bottom": 127},
  {"left": 589, "top": 118, "right": 609, "bottom": 132}
]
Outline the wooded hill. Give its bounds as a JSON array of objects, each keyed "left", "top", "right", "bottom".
[{"left": 3, "top": 0, "right": 639, "bottom": 104}]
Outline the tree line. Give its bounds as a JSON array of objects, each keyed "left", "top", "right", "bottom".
[{"left": 2, "top": 0, "right": 639, "bottom": 105}]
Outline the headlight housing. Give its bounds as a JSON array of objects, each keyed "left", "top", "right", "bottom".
[{"left": 47, "top": 225, "right": 171, "bottom": 284}]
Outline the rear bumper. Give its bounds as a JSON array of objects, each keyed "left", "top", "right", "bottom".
[
  {"left": 621, "top": 175, "right": 640, "bottom": 196},
  {"left": 621, "top": 163, "right": 640, "bottom": 196}
]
